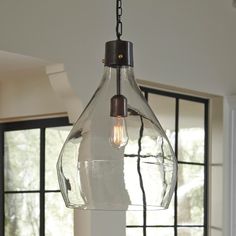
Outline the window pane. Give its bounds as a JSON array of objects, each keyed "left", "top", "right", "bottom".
[
  {"left": 127, "top": 227, "right": 174, "bottom": 236},
  {"left": 5, "top": 193, "right": 39, "bottom": 236},
  {"left": 149, "top": 94, "right": 176, "bottom": 162},
  {"left": 45, "top": 126, "right": 71, "bottom": 190},
  {"left": 147, "top": 195, "right": 174, "bottom": 225},
  {"left": 127, "top": 90, "right": 207, "bottom": 232},
  {"left": 149, "top": 94, "right": 176, "bottom": 131},
  {"left": 4, "top": 129, "right": 40, "bottom": 191},
  {"left": 126, "top": 228, "right": 143, "bottom": 236},
  {"left": 147, "top": 227, "right": 174, "bottom": 236},
  {"left": 178, "top": 164, "right": 204, "bottom": 225},
  {"left": 45, "top": 193, "right": 73, "bottom": 236},
  {"left": 126, "top": 195, "right": 174, "bottom": 225},
  {"left": 179, "top": 100, "right": 205, "bottom": 163},
  {"left": 178, "top": 227, "right": 204, "bottom": 236}
]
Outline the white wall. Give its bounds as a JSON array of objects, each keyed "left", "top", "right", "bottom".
[
  {"left": 0, "top": 0, "right": 235, "bottom": 235},
  {"left": 0, "top": 75, "right": 66, "bottom": 121},
  {"left": 0, "top": 0, "right": 236, "bottom": 106}
]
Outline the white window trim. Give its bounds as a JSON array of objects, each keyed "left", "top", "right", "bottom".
[{"left": 227, "top": 96, "right": 236, "bottom": 236}]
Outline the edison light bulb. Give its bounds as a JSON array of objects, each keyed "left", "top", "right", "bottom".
[{"left": 110, "top": 116, "right": 128, "bottom": 148}]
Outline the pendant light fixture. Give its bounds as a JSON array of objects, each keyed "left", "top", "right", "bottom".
[{"left": 57, "top": 0, "right": 177, "bottom": 214}]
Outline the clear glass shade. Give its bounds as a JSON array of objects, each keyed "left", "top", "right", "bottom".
[{"left": 57, "top": 66, "right": 177, "bottom": 211}]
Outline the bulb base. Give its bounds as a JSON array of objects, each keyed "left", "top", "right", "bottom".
[
  {"left": 105, "top": 40, "right": 133, "bottom": 67},
  {"left": 110, "top": 95, "right": 128, "bottom": 117}
]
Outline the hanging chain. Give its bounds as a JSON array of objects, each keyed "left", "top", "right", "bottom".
[{"left": 116, "top": 0, "right": 123, "bottom": 40}]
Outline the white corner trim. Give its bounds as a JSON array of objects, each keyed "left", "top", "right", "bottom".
[
  {"left": 231, "top": 110, "right": 236, "bottom": 236},
  {"left": 227, "top": 95, "right": 236, "bottom": 236},
  {"left": 228, "top": 96, "right": 236, "bottom": 110},
  {"left": 46, "top": 64, "right": 83, "bottom": 123},
  {"left": 46, "top": 63, "right": 65, "bottom": 75}
]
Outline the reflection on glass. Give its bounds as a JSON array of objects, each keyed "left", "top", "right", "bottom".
[
  {"left": 4, "top": 130, "right": 40, "bottom": 191},
  {"left": 149, "top": 94, "right": 176, "bottom": 132},
  {"left": 147, "top": 196, "right": 174, "bottom": 225},
  {"left": 149, "top": 94, "right": 176, "bottom": 148},
  {"left": 126, "top": 195, "right": 174, "bottom": 225},
  {"left": 5, "top": 193, "right": 39, "bottom": 236},
  {"left": 178, "top": 164, "right": 204, "bottom": 225},
  {"left": 45, "top": 193, "right": 73, "bottom": 236},
  {"left": 178, "top": 227, "right": 203, "bottom": 236},
  {"left": 45, "top": 126, "right": 72, "bottom": 190},
  {"left": 179, "top": 100, "right": 204, "bottom": 163}
]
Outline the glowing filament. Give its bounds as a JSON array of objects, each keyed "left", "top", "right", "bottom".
[{"left": 110, "top": 117, "right": 128, "bottom": 148}]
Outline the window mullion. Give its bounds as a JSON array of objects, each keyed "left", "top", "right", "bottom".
[
  {"left": 174, "top": 98, "right": 179, "bottom": 236},
  {"left": 40, "top": 128, "right": 46, "bottom": 236},
  {"left": 0, "top": 124, "right": 5, "bottom": 236},
  {"left": 204, "top": 101, "right": 209, "bottom": 236}
]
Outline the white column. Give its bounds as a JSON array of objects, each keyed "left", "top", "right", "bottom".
[
  {"left": 46, "top": 64, "right": 126, "bottom": 236},
  {"left": 74, "top": 210, "right": 126, "bottom": 236},
  {"left": 46, "top": 64, "right": 83, "bottom": 123}
]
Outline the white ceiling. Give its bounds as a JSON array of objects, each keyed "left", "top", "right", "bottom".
[
  {"left": 0, "top": 0, "right": 236, "bottom": 105},
  {"left": 0, "top": 50, "right": 50, "bottom": 81}
]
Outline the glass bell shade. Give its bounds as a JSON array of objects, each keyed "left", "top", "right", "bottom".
[{"left": 57, "top": 40, "right": 177, "bottom": 211}]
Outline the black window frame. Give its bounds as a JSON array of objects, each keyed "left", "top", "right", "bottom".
[
  {"left": 0, "top": 117, "right": 70, "bottom": 236},
  {"left": 0, "top": 86, "right": 209, "bottom": 236},
  {"left": 125, "top": 86, "right": 209, "bottom": 236}
]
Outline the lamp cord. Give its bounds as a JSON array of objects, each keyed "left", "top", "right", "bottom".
[
  {"left": 116, "top": 0, "right": 122, "bottom": 95},
  {"left": 116, "top": 67, "right": 122, "bottom": 95},
  {"left": 116, "top": 0, "right": 123, "bottom": 40},
  {"left": 137, "top": 115, "right": 147, "bottom": 236},
  {"left": 115, "top": 1, "right": 147, "bottom": 234}
]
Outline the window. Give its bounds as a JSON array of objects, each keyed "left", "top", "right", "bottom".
[
  {"left": 126, "top": 87, "right": 209, "bottom": 236},
  {"left": 0, "top": 87, "right": 209, "bottom": 236},
  {"left": 0, "top": 117, "right": 73, "bottom": 236}
]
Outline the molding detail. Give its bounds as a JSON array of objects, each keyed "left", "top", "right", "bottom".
[
  {"left": 228, "top": 95, "right": 236, "bottom": 236},
  {"left": 46, "top": 64, "right": 83, "bottom": 123}
]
